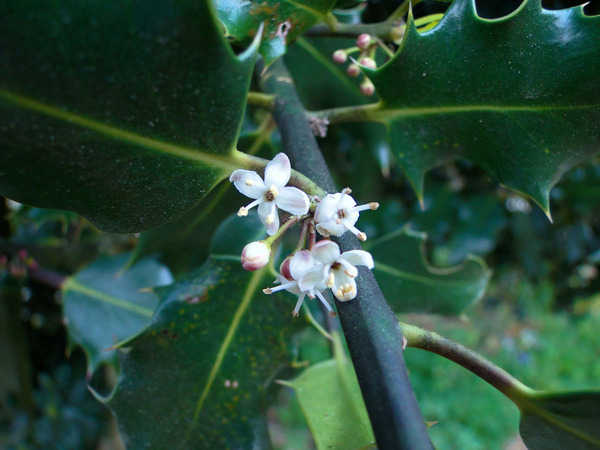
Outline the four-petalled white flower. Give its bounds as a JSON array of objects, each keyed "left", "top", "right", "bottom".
[
  {"left": 310, "top": 240, "right": 374, "bottom": 301},
  {"left": 230, "top": 153, "right": 310, "bottom": 235},
  {"left": 263, "top": 250, "right": 333, "bottom": 316},
  {"left": 314, "top": 189, "right": 378, "bottom": 241}
]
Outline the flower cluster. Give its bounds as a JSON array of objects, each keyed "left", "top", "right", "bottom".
[{"left": 230, "top": 153, "right": 379, "bottom": 316}]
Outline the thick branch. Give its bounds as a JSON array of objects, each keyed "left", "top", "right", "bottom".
[
  {"left": 402, "top": 322, "right": 533, "bottom": 400},
  {"left": 260, "top": 59, "right": 433, "bottom": 450}
]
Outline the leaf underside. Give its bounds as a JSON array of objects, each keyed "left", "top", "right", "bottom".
[
  {"left": 367, "top": 227, "right": 491, "bottom": 315},
  {"left": 62, "top": 254, "right": 173, "bottom": 375},
  {"left": 519, "top": 391, "right": 600, "bottom": 449},
  {"left": 368, "top": 0, "right": 600, "bottom": 214},
  {"left": 0, "top": 0, "right": 258, "bottom": 232}
]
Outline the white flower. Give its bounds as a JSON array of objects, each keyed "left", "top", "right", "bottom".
[
  {"left": 311, "top": 239, "right": 374, "bottom": 301},
  {"left": 314, "top": 189, "right": 378, "bottom": 241},
  {"left": 240, "top": 241, "right": 270, "bottom": 271},
  {"left": 263, "top": 250, "right": 333, "bottom": 317},
  {"left": 230, "top": 153, "right": 310, "bottom": 235}
]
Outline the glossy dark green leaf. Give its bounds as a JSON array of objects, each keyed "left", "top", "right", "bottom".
[
  {"left": 285, "top": 335, "right": 375, "bottom": 450},
  {"left": 367, "top": 0, "right": 600, "bottom": 215},
  {"left": 216, "top": 0, "right": 336, "bottom": 64},
  {"left": 518, "top": 391, "right": 600, "bottom": 449},
  {"left": 366, "top": 227, "right": 491, "bottom": 314},
  {"left": 62, "top": 253, "right": 173, "bottom": 375},
  {"left": 106, "top": 213, "right": 303, "bottom": 449},
  {"left": 0, "top": 0, "right": 260, "bottom": 232}
]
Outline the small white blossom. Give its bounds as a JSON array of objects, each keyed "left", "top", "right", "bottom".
[
  {"left": 311, "top": 240, "right": 374, "bottom": 301},
  {"left": 263, "top": 250, "right": 333, "bottom": 317},
  {"left": 314, "top": 189, "right": 378, "bottom": 241},
  {"left": 230, "top": 153, "right": 310, "bottom": 235},
  {"left": 240, "top": 241, "right": 270, "bottom": 271}
]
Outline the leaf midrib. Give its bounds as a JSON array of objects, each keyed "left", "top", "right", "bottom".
[
  {"left": 63, "top": 278, "right": 154, "bottom": 317},
  {"left": 183, "top": 266, "right": 265, "bottom": 446},
  {"left": 373, "top": 102, "right": 600, "bottom": 121},
  {"left": 0, "top": 89, "right": 242, "bottom": 171},
  {"left": 374, "top": 261, "right": 480, "bottom": 287}
]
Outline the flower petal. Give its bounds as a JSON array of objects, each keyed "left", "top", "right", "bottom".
[
  {"left": 314, "top": 193, "right": 342, "bottom": 224},
  {"left": 311, "top": 240, "right": 340, "bottom": 265},
  {"left": 276, "top": 186, "right": 310, "bottom": 216},
  {"left": 341, "top": 250, "right": 374, "bottom": 270},
  {"left": 290, "top": 250, "right": 317, "bottom": 280},
  {"left": 298, "top": 265, "right": 327, "bottom": 292},
  {"left": 338, "top": 193, "right": 357, "bottom": 210},
  {"left": 316, "top": 219, "right": 345, "bottom": 238},
  {"left": 332, "top": 273, "right": 357, "bottom": 301},
  {"left": 264, "top": 153, "right": 291, "bottom": 188},
  {"left": 229, "top": 170, "right": 266, "bottom": 199},
  {"left": 258, "top": 201, "right": 279, "bottom": 235}
]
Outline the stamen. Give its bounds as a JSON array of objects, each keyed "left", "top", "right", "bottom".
[
  {"left": 344, "top": 222, "right": 367, "bottom": 241},
  {"left": 342, "top": 187, "right": 352, "bottom": 194},
  {"left": 340, "top": 259, "right": 358, "bottom": 278},
  {"left": 315, "top": 291, "right": 333, "bottom": 312},
  {"left": 245, "top": 179, "right": 255, "bottom": 186},
  {"left": 327, "top": 271, "right": 335, "bottom": 288},
  {"left": 352, "top": 202, "right": 379, "bottom": 212},
  {"left": 292, "top": 294, "right": 305, "bottom": 317},
  {"left": 263, "top": 281, "right": 296, "bottom": 294},
  {"left": 237, "top": 199, "right": 261, "bottom": 216}
]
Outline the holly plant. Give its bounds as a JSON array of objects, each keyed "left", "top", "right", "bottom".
[{"left": 1, "top": 0, "right": 600, "bottom": 449}]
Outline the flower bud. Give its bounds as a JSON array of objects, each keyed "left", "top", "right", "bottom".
[
  {"left": 279, "top": 256, "right": 293, "bottom": 281},
  {"left": 359, "top": 57, "right": 376, "bottom": 70},
  {"left": 241, "top": 241, "right": 270, "bottom": 271},
  {"left": 332, "top": 50, "right": 347, "bottom": 64},
  {"left": 356, "top": 33, "right": 371, "bottom": 50},
  {"left": 360, "top": 79, "right": 375, "bottom": 96},
  {"left": 347, "top": 63, "right": 360, "bottom": 77}
]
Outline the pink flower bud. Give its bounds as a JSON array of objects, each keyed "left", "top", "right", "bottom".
[
  {"left": 360, "top": 79, "right": 375, "bottom": 96},
  {"left": 279, "top": 256, "right": 293, "bottom": 281},
  {"left": 347, "top": 64, "right": 360, "bottom": 77},
  {"left": 359, "top": 57, "right": 376, "bottom": 70},
  {"left": 356, "top": 33, "right": 371, "bottom": 50},
  {"left": 241, "top": 241, "right": 270, "bottom": 271},
  {"left": 332, "top": 50, "right": 347, "bottom": 64}
]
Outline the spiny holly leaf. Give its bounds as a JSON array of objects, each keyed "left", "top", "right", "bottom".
[
  {"left": 285, "top": 336, "right": 375, "bottom": 450},
  {"left": 367, "top": 0, "right": 600, "bottom": 216},
  {"left": 216, "top": 0, "right": 336, "bottom": 64},
  {"left": 62, "top": 253, "right": 173, "bottom": 375},
  {"left": 106, "top": 213, "right": 304, "bottom": 449},
  {"left": 517, "top": 391, "right": 600, "bottom": 449},
  {"left": 366, "top": 227, "right": 490, "bottom": 314},
  {"left": 0, "top": 0, "right": 260, "bottom": 232}
]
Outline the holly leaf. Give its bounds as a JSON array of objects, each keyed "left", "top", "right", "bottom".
[
  {"left": 518, "top": 391, "right": 600, "bottom": 449},
  {"left": 62, "top": 253, "right": 173, "bottom": 375},
  {"left": 366, "top": 227, "right": 490, "bottom": 314},
  {"left": 0, "top": 0, "right": 260, "bottom": 232},
  {"left": 367, "top": 0, "right": 600, "bottom": 216},
  {"left": 216, "top": 0, "right": 336, "bottom": 64},
  {"left": 285, "top": 336, "right": 375, "bottom": 450},
  {"left": 105, "top": 213, "right": 304, "bottom": 449}
]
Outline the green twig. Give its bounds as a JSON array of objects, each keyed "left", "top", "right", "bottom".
[
  {"left": 246, "top": 92, "right": 275, "bottom": 110},
  {"left": 401, "top": 321, "right": 534, "bottom": 400}
]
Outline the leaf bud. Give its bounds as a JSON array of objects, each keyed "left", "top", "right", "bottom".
[
  {"left": 332, "top": 50, "right": 347, "bottom": 64},
  {"left": 241, "top": 241, "right": 271, "bottom": 271},
  {"left": 356, "top": 33, "right": 372, "bottom": 50}
]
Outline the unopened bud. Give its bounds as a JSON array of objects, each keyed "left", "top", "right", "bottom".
[
  {"left": 347, "top": 64, "right": 360, "bottom": 77},
  {"left": 360, "top": 79, "right": 375, "bottom": 96},
  {"left": 332, "top": 50, "right": 347, "bottom": 64},
  {"left": 241, "top": 241, "right": 270, "bottom": 271},
  {"left": 356, "top": 33, "right": 371, "bottom": 50},
  {"left": 279, "top": 257, "right": 294, "bottom": 281},
  {"left": 359, "top": 57, "right": 376, "bottom": 70}
]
